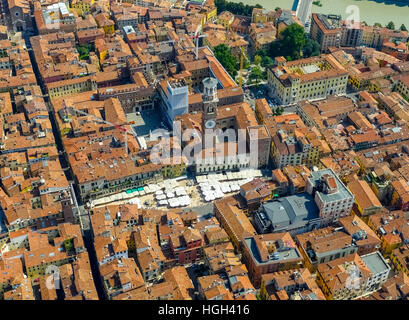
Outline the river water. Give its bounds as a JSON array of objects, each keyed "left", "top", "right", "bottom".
[{"left": 230, "top": 0, "right": 409, "bottom": 27}]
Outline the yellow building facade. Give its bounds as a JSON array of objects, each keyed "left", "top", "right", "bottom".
[
  {"left": 71, "top": 0, "right": 94, "bottom": 15},
  {"left": 47, "top": 76, "right": 97, "bottom": 100}
]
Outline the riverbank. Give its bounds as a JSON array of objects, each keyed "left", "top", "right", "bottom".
[{"left": 228, "top": 0, "right": 409, "bottom": 27}]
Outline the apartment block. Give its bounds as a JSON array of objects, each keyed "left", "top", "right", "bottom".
[
  {"left": 306, "top": 168, "right": 355, "bottom": 225},
  {"left": 337, "top": 215, "right": 381, "bottom": 255},
  {"left": 347, "top": 176, "right": 383, "bottom": 220},
  {"left": 296, "top": 226, "right": 359, "bottom": 272},
  {"left": 391, "top": 179, "right": 409, "bottom": 211},
  {"left": 97, "top": 76, "right": 155, "bottom": 113},
  {"left": 267, "top": 54, "right": 348, "bottom": 105},
  {"left": 239, "top": 178, "right": 274, "bottom": 212},
  {"left": 260, "top": 268, "right": 326, "bottom": 300},
  {"left": 214, "top": 196, "right": 256, "bottom": 250},
  {"left": 169, "top": 228, "right": 203, "bottom": 265},
  {"left": 271, "top": 128, "right": 320, "bottom": 169},
  {"left": 242, "top": 232, "right": 303, "bottom": 288},
  {"left": 361, "top": 26, "right": 408, "bottom": 50},
  {"left": 46, "top": 76, "right": 97, "bottom": 100},
  {"left": 390, "top": 245, "right": 409, "bottom": 277},
  {"left": 340, "top": 20, "right": 363, "bottom": 48},
  {"left": 316, "top": 251, "right": 390, "bottom": 300},
  {"left": 310, "top": 13, "right": 341, "bottom": 53}
]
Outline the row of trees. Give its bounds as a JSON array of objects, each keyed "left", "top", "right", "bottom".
[
  {"left": 214, "top": 0, "right": 262, "bottom": 16},
  {"left": 213, "top": 44, "right": 264, "bottom": 83},
  {"left": 213, "top": 44, "right": 267, "bottom": 85},
  {"left": 369, "top": 21, "right": 407, "bottom": 31},
  {"left": 253, "top": 54, "right": 274, "bottom": 68}
]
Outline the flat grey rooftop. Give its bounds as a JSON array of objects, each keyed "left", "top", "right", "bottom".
[
  {"left": 361, "top": 251, "right": 391, "bottom": 276},
  {"left": 262, "top": 193, "right": 319, "bottom": 227}
]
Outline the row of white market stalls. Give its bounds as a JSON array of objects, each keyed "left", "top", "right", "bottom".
[
  {"left": 88, "top": 181, "right": 179, "bottom": 208},
  {"left": 195, "top": 169, "right": 262, "bottom": 184},
  {"left": 87, "top": 170, "right": 262, "bottom": 208},
  {"left": 155, "top": 186, "right": 191, "bottom": 208},
  {"left": 199, "top": 179, "right": 252, "bottom": 202},
  {"left": 196, "top": 169, "right": 263, "bottom": 202}
]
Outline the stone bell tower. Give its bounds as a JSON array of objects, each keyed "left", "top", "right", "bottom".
[{"left": 201, "top": 77, "right": 218, "bottom": 149}]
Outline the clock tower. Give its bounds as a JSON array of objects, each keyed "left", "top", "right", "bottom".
[{"left": 201, "top": 77, "right": 218, "bottom": 149}]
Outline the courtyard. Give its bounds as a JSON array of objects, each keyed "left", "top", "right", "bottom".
[{"left": 126, "top": 108, "right": 166, "bottom": 140}]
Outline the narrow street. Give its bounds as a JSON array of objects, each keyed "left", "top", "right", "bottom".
[{"left": 82, "top": 227, "right": 106, "bottom": 300}]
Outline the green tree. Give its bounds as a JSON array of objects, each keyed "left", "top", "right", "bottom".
[
  {"left": 77, "top": 44, "right": 94, "bottom": 60},
  {"left": 273, "top": 106, "right": 284, "bottom": 115},
  {"left": 243, "top": 58, "right": 250, "bottom": 70},
  {"left": 253, "top": 55, "right": 262, "bottom": 66},
  {"left": 255, "top": 48, "right": 268, "bottom": 57},
  {"left": 77, "top": 43, "right": 95, "bottom": 60},
  {"left": 273, "top": 23, "right": 306, "bottom": 61},
  {"left": 214, "top": 0, "right": 263, "bottom": 16},
  {"left": 303, "top": 37, "right": 320, "bottom": 58},
  {"left": 374, "top": 22, "right": 383, "bottom": 28},
  {"left": 64, "top": 238, "right": 75, "bottom": 254},
  {"left": 214, "top": 44, "right": 238, "bottom": 78},
  {"left": 261, "top": 55, "right": 274, "bottom": 68},
  {"left": 386, "top": 21, "right": 395, "bottom": 30},
  {"left": 249, "top": 66, "right": 264, "bottom": 84},
  {"left": 400, "top": 24, "right": 407, "bottom": 31},
  {"left": 362, "top": 21, "right": 368, "bottom": 26},
  {"left": 268, "top": 41, "right": 282, "bottom": 59}
]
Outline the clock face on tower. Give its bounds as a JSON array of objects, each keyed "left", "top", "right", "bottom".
[{"left": 205, "top": 119, "right": 216, "bottom": 129}]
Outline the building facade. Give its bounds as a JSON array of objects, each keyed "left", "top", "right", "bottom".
[
  {"left": 267, "top": 55, "right": 348, "bottom": 105},
  {"left": 306, "top": 168, "right": 355, "bottom": 225}
]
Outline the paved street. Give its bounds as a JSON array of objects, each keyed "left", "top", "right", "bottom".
[
  {"left": 182, "top": 203, "right": 214, "bottom": 221},
  {"left": 78, "top": 205, "right": 91, "bottom": 231},
  {"left": 0, "top": 211, "right": 6, "bottom": 234}
]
